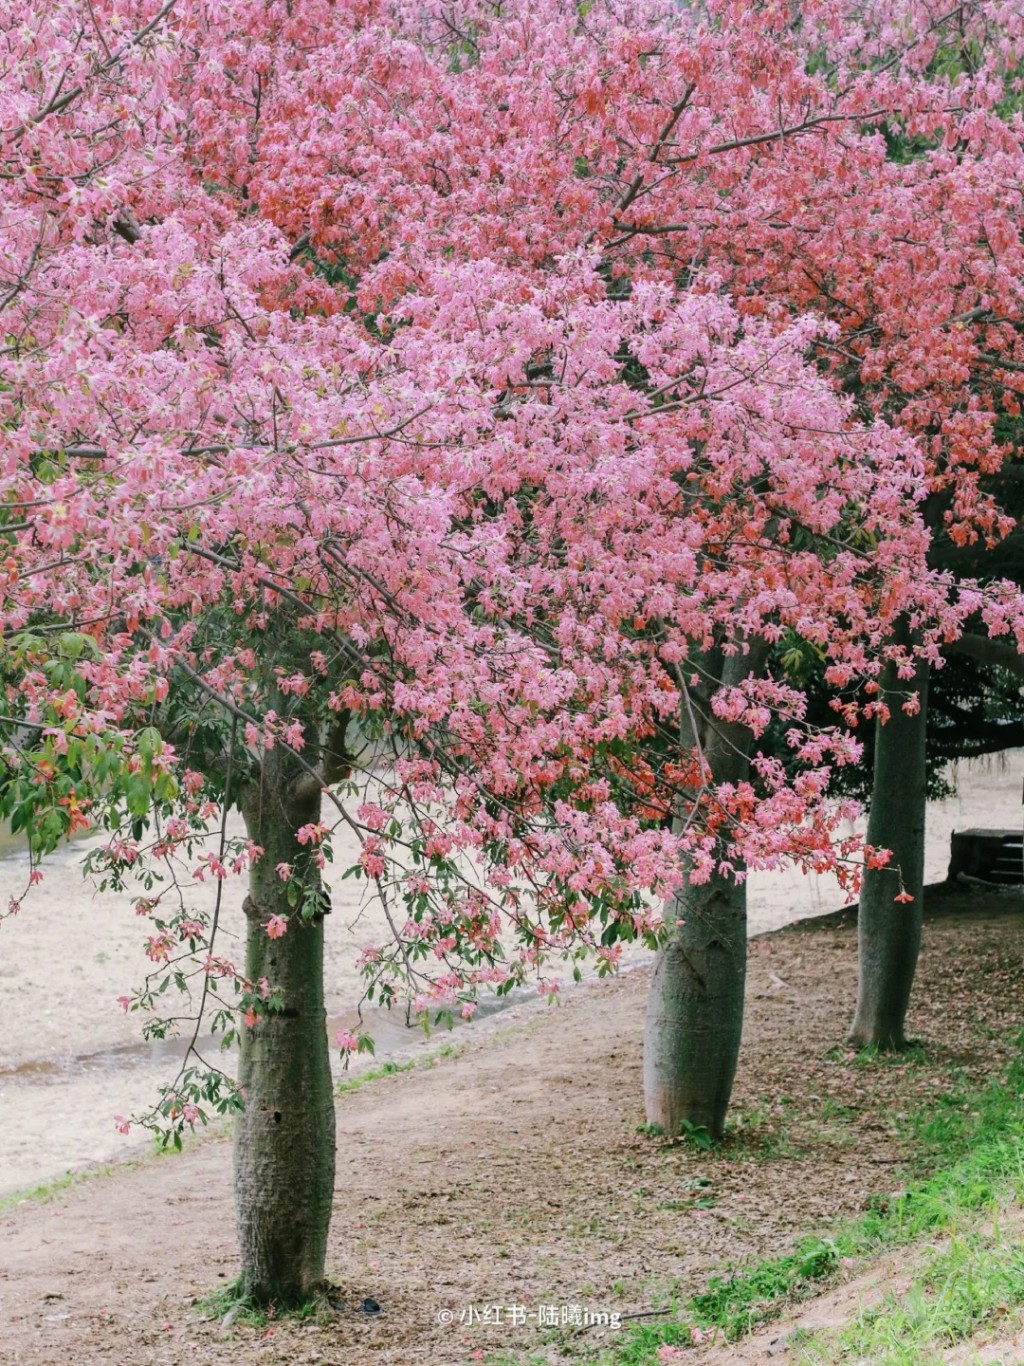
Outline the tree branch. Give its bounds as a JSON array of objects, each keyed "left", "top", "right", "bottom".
[
  {"left": 945, "top": 632, "right": 1024, "bottom": 679},
  {"left": 9, "top": 0, "right": 179, "bottom": 142}
]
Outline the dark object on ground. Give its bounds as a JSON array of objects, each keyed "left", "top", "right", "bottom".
[{"left": 948, "top": 828, "right": 1024, "bottom": 884}]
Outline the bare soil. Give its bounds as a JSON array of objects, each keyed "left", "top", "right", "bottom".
[{"left": 2, "top": 879, "right": 1023, "bottom": 1366}]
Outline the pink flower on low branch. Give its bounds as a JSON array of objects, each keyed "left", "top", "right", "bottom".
[
  {"left": 357, "top": 803, "right": 389, "bottom": 832},
  {"left": 296, "top": 823, "right": 327, "bottom": 845},
  {"left": 264, "top": 915, "right": 288, "bottom": 939}
]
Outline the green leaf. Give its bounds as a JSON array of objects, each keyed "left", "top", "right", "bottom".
[{"left": 125, "top": 772, "right": 151, "bottom": 820}]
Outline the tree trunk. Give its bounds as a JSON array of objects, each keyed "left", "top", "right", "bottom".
[
  {"left": 643, "top": 867, "right": 746, "bottom": 1139},
  {"left": 848, "top": 652, "right": 929, "bottom": 1050},
  {"left": 642, "top": 645, "right": 766, "bottom": 1139},
  {"left": 234, "top": 750, "right": 336, "bottom": 1305}
]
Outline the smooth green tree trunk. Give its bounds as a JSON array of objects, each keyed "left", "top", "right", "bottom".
[
  {"left": 849, "top": 654, "right": 929, "bottom": 1050},
  {"left": 643, "top": 646, "right": 765, "bottom": 1139},
  {"left": 234, "top": 750, "right": 336, "bottom": 1305}
]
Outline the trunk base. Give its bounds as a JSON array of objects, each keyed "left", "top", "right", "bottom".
[
  {"left": 233, "top": 1273, "right": 330, "bottom": 1311},
  {"left": 643, "top": 879, "right": 746, "bottom": 1142}
]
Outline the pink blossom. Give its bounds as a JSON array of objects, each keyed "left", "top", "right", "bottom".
[
  {"left": 357, "top": 803, "right": 389, "bottom": 832},
  {"left": 265, "top": 915, "right": 288, "bottom": 939}
]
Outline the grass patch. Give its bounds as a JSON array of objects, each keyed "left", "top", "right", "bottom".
[
  {"left": 0, "top": 1138, "right": 193, "bottom": 1214},
  {"left": 795, "top": 1222, "right": 1024, "bottom": 1363},
  {"left": 591, "top": 1038, "right": 1024, "bottom": 1364},
  {"left": 196, "top": 1282, "right": 272, "bottom": 1329},
  {"left": 195, "top": 1279, "right": 341, "bottom": 1329},
  {"left": 335, "top": 1040, "right": 464, "bottom": 1095},
  {"left": 850, "top": 1041, "right": 930, "bottom": 1068},
  {"left": 0, "top": 1163, "right": 129, "bottom": 1214},
  {"left": 336, "top": 1057, "right": 418, "bottom": 1093},
  {"left": 824, "top": 1041, "right": 929, "bottom": 1068}
]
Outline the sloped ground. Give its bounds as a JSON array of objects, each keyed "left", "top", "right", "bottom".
[
  {"left": 1, "top": 882, "right": 1023, "bottom": 1366},
  {"left": 695, "top": 1225, "right": 1024, "bottom": 1365}
]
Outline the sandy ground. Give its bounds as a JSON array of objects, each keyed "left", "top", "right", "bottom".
[
  {"left": 2, "top": 750, "right": 1022, "bottom": 1196},
  {"left": 1, "top": 880, "right": 1023, "bottom": 1366}
]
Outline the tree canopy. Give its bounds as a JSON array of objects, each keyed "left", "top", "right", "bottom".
[{"left": 3, "top": 0, "right": 1024, "bottom": 1115}]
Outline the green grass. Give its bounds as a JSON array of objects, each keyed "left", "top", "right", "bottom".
[
  {"left": 795, "top": 1222, "right": 1024, "bottom": 1363},
  {"left": 5, "top": 1037, "right": 470, "bottom": 1215},
  {"left": 0, "top": 1162, "right": 129, "bottom": 1214},
  {"left": 335, "top": 1056, "right": 419, "bottom": 1092},
  {"left": 0, "top": 1136, "right": 193, "bottom": 1215},
  {"left": 195, "top": 1279, "right": 341, "bottom": 1329},
  {"left": 824, "top": 1041, "right": 929, "bottom": 1068},
  {"left": 334, "top": 1040, "right": 464, "bottom": 1094},
  {"left": 589, "top": 1040, "right": 1024, "bottom": 1364},
  {"left": 196, "top": 1282, "right": 272, "bottom": 1329}
]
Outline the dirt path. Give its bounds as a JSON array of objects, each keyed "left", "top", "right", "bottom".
[
  {"left": 3, "top": 750, "right": 1022, "bottom": 1198},
  {"left": 2, "top": 883, "right": 1023, "bottom": 1366}
]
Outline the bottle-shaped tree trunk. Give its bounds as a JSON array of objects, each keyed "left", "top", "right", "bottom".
[
  {"left": 643, "top": 645, "right": 765, "bottom": 1140},
  {"left": 234, "top": 747, "right": 336, "bottom": 1305},
  {"left": 848, "top": 652, "right": 929, "bottom": 1050},
  {"left": 643, "top": 863, "right": 746, "bottom": 1139}
]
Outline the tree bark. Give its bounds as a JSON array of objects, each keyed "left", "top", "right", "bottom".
[
  {"left": 643, "top": 863, "right": 746, "bottom": 1139},
  {"left": 234, "top": 747, "right": 336, "bottom": 1305},
  {"left": 643, "top": 645, "right": 766, "bottom": 1139},
  {"left": 848, "top": 651, "right": 929, "bottom": 1050}
]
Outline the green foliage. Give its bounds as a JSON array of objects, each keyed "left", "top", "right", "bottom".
[
  {"left": 848, "top": 1041, "right": 929, "bottom": 1068},
  {"left": 678, "top": 1120, "right": 715, "bottom": 1152},
  {"left": 0, "top": 632, "right": 179, "bottom": 858}
]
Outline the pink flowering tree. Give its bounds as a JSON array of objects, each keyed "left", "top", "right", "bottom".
[
  {"left": 4, "top": 0, "right": 1024, "bottom": 1300},
  {"left": 601, "top": 0, "right": 1024, "bottom": 1052}
]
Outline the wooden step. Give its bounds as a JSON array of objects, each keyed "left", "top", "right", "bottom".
[{"left": 948, "top": 828, "right": 1024, "bottom": 885}]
